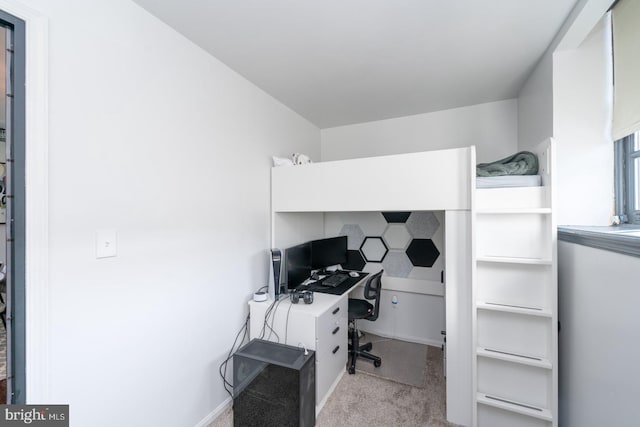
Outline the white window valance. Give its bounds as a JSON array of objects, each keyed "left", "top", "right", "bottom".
[{"left": 612, "top": 0, "right": 640, "bottom": 140}]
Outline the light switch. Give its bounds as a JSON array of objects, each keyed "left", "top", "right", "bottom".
[{"left": 96, "top": 229, "right": 117, "bottom": 258}]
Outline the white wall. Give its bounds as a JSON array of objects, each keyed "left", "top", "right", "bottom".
[
  {"left": 553, "top": 17, "right": 613, "bottom": 225},
  {"left": 518, "top": 0, "right": 615, "bottom": 226},
  {"left": 15, "top": 0, "right": 319, "bottom": 426},
  {"left": 321, "top": 99, "right": 518, "bottom": 163},
  {"left": 558, "top": 241, "right": 640, "bottom": 427},
  {"left": 517, "top": 53, "right": 553, "bottom": 151}
]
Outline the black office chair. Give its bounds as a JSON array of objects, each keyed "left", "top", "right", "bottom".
[{"left": 347, "top": 270, "right": 383, "bottom": 374}]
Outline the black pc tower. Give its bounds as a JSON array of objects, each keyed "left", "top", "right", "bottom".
[{"left": 233, "top": 339, "right": 315, "bottom": 427}]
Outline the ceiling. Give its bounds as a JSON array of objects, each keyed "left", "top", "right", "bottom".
[{"left": 133, "top": 0, "right": 577, "bottom": 128}]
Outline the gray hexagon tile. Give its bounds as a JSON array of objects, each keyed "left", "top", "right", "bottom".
[
  {"left": 409, "top": 266, "right": 441, "bottom": 281},
  {"left": 406, "top": 211, "right": 441, "bottom": 239},
  {"left": 339, "top": 224, "right": 365, "bottom": 250},
  {"left": 382, "top": 251, "right": 413, "bottom": 278},
  {"left": 339, "top": 212, "right": 388, "bottom": 235},
  {"left": 360, "top": 236, "right": 388, "bottom": 262},
  {"left": 383, "top": 224, "right": 412, "bottom": 250},
  {"left": 362, "top": 263, "right": 384, "bottom": 274}
]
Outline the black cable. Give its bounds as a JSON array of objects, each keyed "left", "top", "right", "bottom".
[
  {"left": 259, "top": 298, "right": 278, "bottom": 340},
  {"left": 265, "top": 294, "right": 285, "bottom": 342},
  {"left": 218, "top": 313, "right": 250, "bottom": 397}
]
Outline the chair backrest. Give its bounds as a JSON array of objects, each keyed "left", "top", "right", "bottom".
[{"left": 363, "top": 270, "right": 383, "bottom": 321}]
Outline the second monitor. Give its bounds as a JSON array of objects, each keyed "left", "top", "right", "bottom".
[{"left": 310, "top": 236, "right": 347, "bottom": 270}]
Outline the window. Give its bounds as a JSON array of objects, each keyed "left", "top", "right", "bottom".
[{"left": 615, "top": 132, "right": 640, "bottom": 224}]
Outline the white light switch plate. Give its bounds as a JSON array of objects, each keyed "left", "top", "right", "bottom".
[{"left": 96, "top": 229, "right": 117, "bottom": 258}]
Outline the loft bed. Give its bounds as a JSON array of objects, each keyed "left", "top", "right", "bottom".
[{"left": 269, "top": 139, "right": 556, "bottom": 427}]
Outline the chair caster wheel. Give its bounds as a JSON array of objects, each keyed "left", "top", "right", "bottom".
[
  {"left": 348, "top": 366, "right": 355, "bottom": 374},
  {"left": 362, "top": 343, "right": 372, "bottom": 352},
  {"left": 374, "top": 360, "right": 382, "bottom": 368}
]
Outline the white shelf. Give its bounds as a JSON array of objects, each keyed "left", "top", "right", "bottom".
[
  {"left": 477, "top": 301, "right": 552, "bottom": 318},
  {"left": 477, "top": 347, "right": 552, "bottom": 369},
  {"left": 477, "top": 393, "right": 553, "bottom": 422},
  {"left": 477, "top": 256, "right": 552, "bottom": 265},
  {"left": 476, "top": 208, "right": 552, "bottom": 215}
]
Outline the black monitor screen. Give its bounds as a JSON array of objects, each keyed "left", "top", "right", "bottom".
[
  {"left": 285, "top": 242, "right": 311, "bottom": 290},
  {"left": 311, "top": 236, "right": 348, "bottom": 269}
]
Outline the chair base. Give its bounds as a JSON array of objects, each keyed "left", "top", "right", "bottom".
[{"left": 347, "top": 321, "right": 382, "bottom": 374}]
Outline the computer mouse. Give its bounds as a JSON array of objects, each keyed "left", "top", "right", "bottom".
[{"left": 349, "top": 271, "right": 359, "bottom": 278}]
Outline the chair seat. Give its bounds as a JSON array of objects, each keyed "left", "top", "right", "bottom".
[{"left": 348, "top": 298, "right": 373, "bottom": 320}]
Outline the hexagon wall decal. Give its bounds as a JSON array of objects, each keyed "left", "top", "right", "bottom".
[
  {"left": 359, "top": 237, "right": 388, "bottom": 263},
  {"left": 343, "top": 250, "right": 366, "bottom": 271},
  {"left": 339, "top": 224, "right": 365, "bottom": 250},
  {"left": 406, "top": 239, "right": 440, "bottom": 267},
  {"left": 383, "top": 224, "right": 412, "bottom": 250},
  {"left": 382, "top": 251, "right": 413, "bottom": 278},
  {"left": 406, "top": 212, "right": 440, "bottom": 239},
  {"left": 382, "top": 212, "right": 411, "bottom": 223}
]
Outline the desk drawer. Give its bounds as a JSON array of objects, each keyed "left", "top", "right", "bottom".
[{"left": 316, "top": 298, "right": 348, "bottom": 403}]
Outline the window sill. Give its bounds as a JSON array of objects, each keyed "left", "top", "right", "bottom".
[{"left": 558, "top": 225, "right": 640, "bottom": 258}]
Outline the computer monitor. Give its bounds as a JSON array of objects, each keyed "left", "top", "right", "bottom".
[
  {"left": 285, "top": 242, "right": 312, "bottom": 291},
  {"left": 311, "top": 236, "right": 348, "bottom": 270}
]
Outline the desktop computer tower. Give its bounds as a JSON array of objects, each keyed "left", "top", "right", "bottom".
[{"left": 233, "top": 339, "right": 315, "bottom": 427}]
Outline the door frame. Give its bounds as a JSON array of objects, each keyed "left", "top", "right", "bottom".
[{"left": 0, "top": 1, "right": 49, "bottom": 403}]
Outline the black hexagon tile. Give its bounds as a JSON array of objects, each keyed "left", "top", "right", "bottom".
[
  {"left": 406, "top": 239, "right": 440, "bottom": 267},
  {"left": 343, "top": 250, "right": 366, "bottom": 271},
  {"left": 382, "top": 212, "right": 412, "bottom": 223}
]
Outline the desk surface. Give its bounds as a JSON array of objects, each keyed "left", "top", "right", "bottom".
[
  {"left": 299, "top": 271, "right": 369, "bottom": 296},
  {"left": 252, "top": 273, "right": 367, "bottom": 316}
]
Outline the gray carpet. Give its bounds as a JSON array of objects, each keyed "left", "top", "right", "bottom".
[{"left": 209, "top": 339, "right": 457, "bottom": 427}]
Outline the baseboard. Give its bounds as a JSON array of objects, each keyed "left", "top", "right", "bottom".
[{"left": 194, "top": 396, "right": 232, "bottom": 427}]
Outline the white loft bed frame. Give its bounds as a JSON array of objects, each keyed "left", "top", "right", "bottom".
[{"left": 270, "top": 139, "right": 556, "bottom": 427}]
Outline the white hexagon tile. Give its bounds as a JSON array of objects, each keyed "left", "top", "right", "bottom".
[
  {"left": 383, "top": 223, "right": 412, "bottom": 250},
  {"left": 360, "top": 236, "right": 388, "bottom": 262}
]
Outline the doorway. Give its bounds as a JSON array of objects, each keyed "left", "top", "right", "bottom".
[{"left": 0, "top": 9, "right": 26, "bottom": 404}]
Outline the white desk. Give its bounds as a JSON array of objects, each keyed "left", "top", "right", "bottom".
[{"left": 248, "top": 278, "right": 365, "bottom": 412}]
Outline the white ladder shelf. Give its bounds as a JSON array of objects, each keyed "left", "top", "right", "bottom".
[{"left": 473, "top": 139, "right": 558, "bottom": 427}]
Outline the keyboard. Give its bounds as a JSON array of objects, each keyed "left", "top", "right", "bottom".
[{"left": 322, "top": 273, "right": 348, "bottom": 288}]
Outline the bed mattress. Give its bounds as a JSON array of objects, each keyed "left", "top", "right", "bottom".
[{"left": 476, "top": 175, "right": 542, "bottom": 189}]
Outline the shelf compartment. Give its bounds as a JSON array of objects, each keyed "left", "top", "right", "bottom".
[
  {"left": 477, "top": 256, "right": 552, "bottom": 265},
  {"left": 477, "top": 263, "right": 551, "bottom": 309},
  {"left": 478, "top": 394, "right": 552, "bottom": 426},
  {"left": 477, "top": 310, "right": 550, "bottom": 360},
  {"left": 477, "top": 347, "right": 552, "bottom": 369},
  {"left": 476, "top": 186, "right": 549, "bottom": 211},
  {"left": 477, "top": 214, "right": 551, "bottom": 260},
  {"left": 477, "top": 301, "right": 552, "bottom": 318},
  {"left": 477, "top": 357, "right": 552, "bottom": 412}
]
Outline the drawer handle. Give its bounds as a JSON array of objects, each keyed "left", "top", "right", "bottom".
[
  {"left": 332, "top": 326, "right": 340, "bottom": 335},
  {"left": 332, "top": 345, "right": 340, "bottom": 354},
  {"left": 332, "top": 307, "right": 340, "bottom": 315}
]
